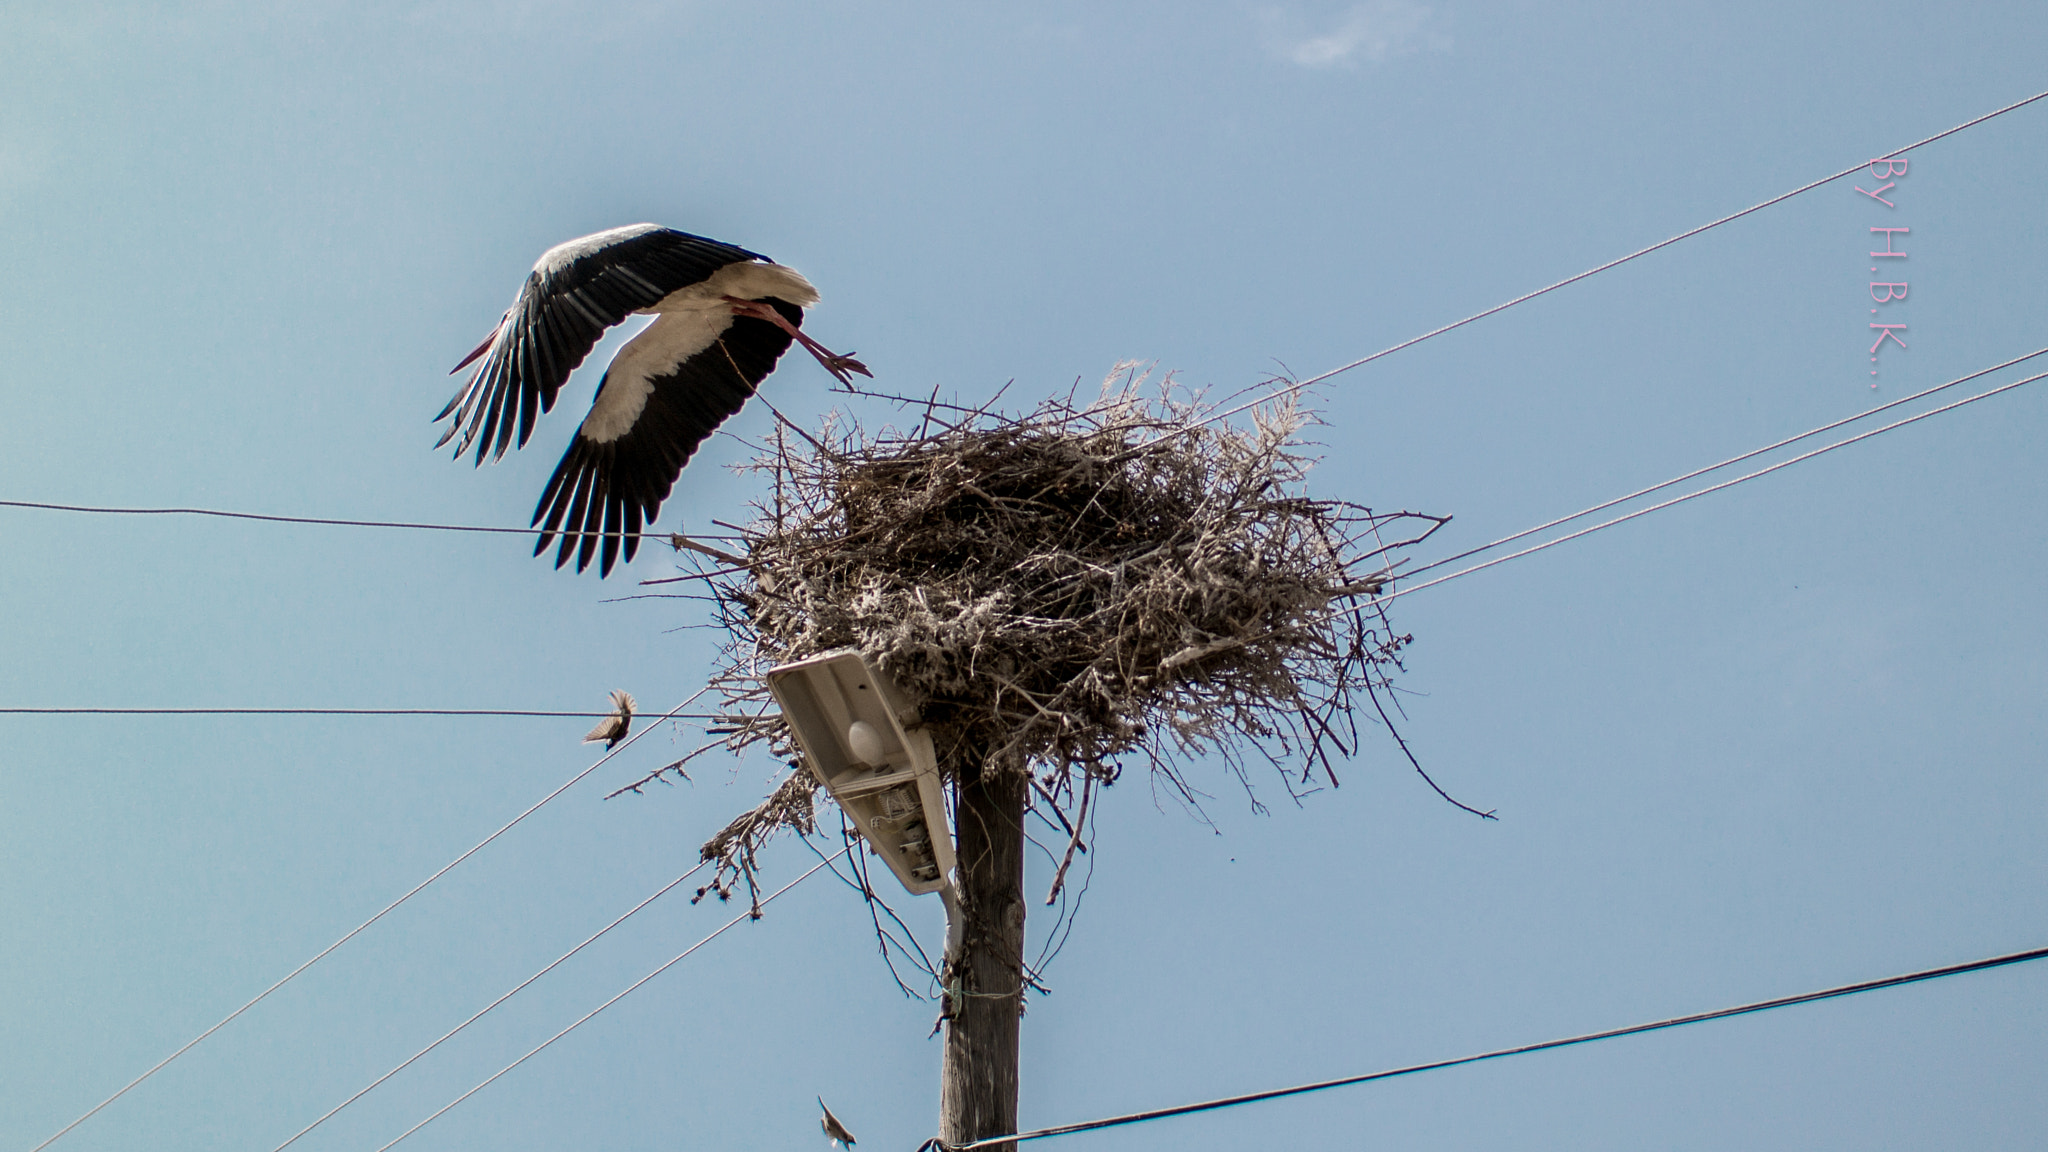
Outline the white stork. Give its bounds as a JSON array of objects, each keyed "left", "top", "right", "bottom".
[{"left": 435, "top": 224, "right": 868, "bottom": 577}]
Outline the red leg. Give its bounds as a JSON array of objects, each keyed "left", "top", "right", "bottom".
[{"left": 724, "top": 296, "right": 873, "bottom": 386}]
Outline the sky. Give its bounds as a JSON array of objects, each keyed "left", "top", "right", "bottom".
[{"left": 2, "top": 2, "right": 2045, "bottom": 1150}]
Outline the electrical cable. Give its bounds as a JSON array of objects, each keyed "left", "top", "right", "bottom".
[
  {"left": 0, "top": 500, "right": 746, "bottom": 564},
  {"left": 13, "top": 357, "right": 2044, "bottom": 728},
  {"left": 269, "top": 857, "right": 714, "bottom": 1152},
  {"left": 0, "top": 707, "right": 721, "bottom": 719},
  {"left": 7, "top": 93, "right": 2042, "bottom": 601},
  {"left": 3, "top": 85, "right": 2033, "bottom": 595},
  {"left": 3, "top": 96, "right": 2043, "bottom": 574},
  {"left": 302, "top": 333, "right": 2040, "bottom": 1152},
  {"left": 0, "top": 500, "right": 547, "bottom": 536},
  {"left": 936, "top": 942, "right": 2048, "bottom": 1150},
  {"left": 1378, "top": 366, "right": 2048, "bottom": 604},
  {"left": 14, "top": 89, "right": 2048, "bottom": 1150},
  {"left": 1218, "top": 353, "right": 2045, "bottom": 819},
  {"left": 26, "top": 685, "right": 710, "bottom": 1152},
  {"left": 1185, "top": 84, "right": 2048, "bottom": 435},
  {"left": 1395, "top": 345, "right": 2048, "bottom": 582},
  {"left": 371, "top": 849, "right": 848, "bottom": 1152}
]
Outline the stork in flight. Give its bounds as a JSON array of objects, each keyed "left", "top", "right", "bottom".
[{"left": 435, "top": 224, "right": 869, "bottom": 577}]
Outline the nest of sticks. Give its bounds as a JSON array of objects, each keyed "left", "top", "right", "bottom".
[{"left": 638, "top": 367, "right": 1463, "bottom": 893}]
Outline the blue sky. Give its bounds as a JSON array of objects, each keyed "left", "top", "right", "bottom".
[{"left": 3, "top": 2, "right": 2045, "bottom": 1149}]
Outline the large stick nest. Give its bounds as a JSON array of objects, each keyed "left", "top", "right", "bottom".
[{"left": 654, "top": 368, "right": 1455, "bottom": 880}]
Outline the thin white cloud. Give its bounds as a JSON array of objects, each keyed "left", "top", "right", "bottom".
[{"left": 1268, "top": 1, "right": 1451, "bottom": 69}]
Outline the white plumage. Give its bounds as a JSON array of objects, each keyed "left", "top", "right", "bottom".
[{"left": 435, "top": 224, "right": 866, "bottom": 577}]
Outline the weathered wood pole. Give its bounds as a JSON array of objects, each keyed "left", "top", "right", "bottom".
[{"left": 938, "top": 758, "right": 1026, "bottom": 1151}]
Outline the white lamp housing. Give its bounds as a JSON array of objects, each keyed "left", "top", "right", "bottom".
[{"left": 765, "top": 649, "right": 957, "bottom": 896}]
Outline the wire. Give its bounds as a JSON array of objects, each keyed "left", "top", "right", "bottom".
[
  {"left": 8, "top": 84, "right": 2036, "bottom": 570},
  {"left": 1398, "top": 346, "right": 2048, "bottom": 583},
  {"left": 14, "top": 92, "right": 2045, "bottom": 1144},
  {"left": 371, "top": 848, "right": 848, "bottom": 1152},
  {"left": 269, "top": 857, "right": 713, "bottom": 1152},
  {"left": 1177, "top": 354, "right": 2045, "bottom": 818},
  {"left": 21, "top": 353, "right": 2041, "bottom": 730},
  {"left": 1187, "top": 84, "right": 2048, "bottom": 435},
  {"left": 10, "top": 90, "right": 2042, "bottom": 587},
  {"left": 5, "top": 94, "right": 2043, "bottom": 572},
  {"left": 1379, "top": 367, "right": 2048, "bottom": 603},
  {"left": 13, "top": 366, "right": 2044, "bottom": 734},
  {"left": 27, "top": 685, "right": 710, "bottom": 1152},
  {"left": 0, "top": 707, "right": 724, "bottom": 719},
  {"left": 0, "top": 500, "right": 747, "bottom": 564},
  {"left": 939, "top": 942, "right": 2048, "bottom": 1150},
  {"left": 0, "top": 499, "right": 547, "bottom": 536}
]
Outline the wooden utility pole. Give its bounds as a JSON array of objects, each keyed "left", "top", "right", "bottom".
[{"left": 938, "top": 758, "right": 1026, "bottom": 1152}]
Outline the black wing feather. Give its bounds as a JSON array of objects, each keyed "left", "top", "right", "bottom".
[
  {"left": 530, "top": 303, "right": 801, "bottom": 576},
  {"left": 437, "top": 227, "right": 766, "bottom": 463},
  {"left": 553, "top": 464, "right": 598, "bottom": 569}
]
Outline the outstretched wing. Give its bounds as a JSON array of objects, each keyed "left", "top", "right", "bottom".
[
  {"left": 531, "top": 300, "right": 802, "bottom": 577},
  {"left": 435, "top": 224, "right": 764, "bottom": 463}
]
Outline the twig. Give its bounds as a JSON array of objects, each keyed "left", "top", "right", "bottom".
[
  {"left": 1363, "top": 674, "right": 1495, "bottom": 820},
  {"left": 1044, "top": 773, "right": 1094, "bottom": 906}
]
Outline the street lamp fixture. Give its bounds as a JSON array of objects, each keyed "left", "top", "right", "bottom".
[{"left": 766, "top": 649, "right": 957, "bottom": 897}]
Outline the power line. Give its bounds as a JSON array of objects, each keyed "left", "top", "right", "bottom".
[
  {"left": 1380, "top": 366, "right": 2048, "bottom": 603},
  {"left": 11, "top": 88, "right": 2043, "bottom": 591},
  {"left": 0, "top": 499, "right": 747, "bottom": 564},
  {"left": 9, "top": 86, "right": 2042, "bottom": 580},
  {"left": 1255, "top": 353, "right": 2044, "bottom": 814},
  {"left": 0, "top": 499, "right": 544, "bottom": 536},
  {"left": 5, "top": 96, "right": 2043, "bottom": 575},
  {"left": 11, "top": 85, "right": 2032, "bottom": 1152},
  {"left": 15, "top": 358, "right": 2047, "bottom": 729},
  {"left": 0, "top": 707, "right": 720, "bottom": 719},
  {"left": 15, "top": 357, "right": 2045, "bottom": 729},
  {"left": 305, "top": 366, "right": 2048, "bottom": 1147},
  {"left": 270, "top": 857, "right": 714, "bottom": 1152},
  {"left": 372, "top": 849, "right": 848, "bottom": 1152},
  {"left": 14, "top": 94, "right": 2043, "bottom": 1135},
  {"left": 1188, "top": 84, "right": 2048, "bottom": 435},
  {"left": 17, "top": 354, "right": 2046, "bottom": 732},
  {"left": 26, "top": 684, "right": 710, "bottom": 1152},
  {"left": 1398, "top": 346, "right": 2048, "bottom": 583},
  {"left": 938, "top": 942, "right": 2048, "bottom": 1150}
]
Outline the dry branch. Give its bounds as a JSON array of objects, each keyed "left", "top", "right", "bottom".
[{"left": 670, "top": 365, "right": 1454, "bottom": 888}]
